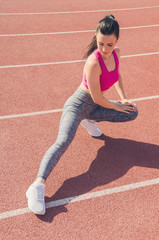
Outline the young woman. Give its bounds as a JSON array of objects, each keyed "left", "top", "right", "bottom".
[{"left": 26, "top": 15, "right": 138, "bottom": 215}]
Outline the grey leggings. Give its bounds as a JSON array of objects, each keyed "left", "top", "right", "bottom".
[{"left": 37, "top": 87, "right": 138, "bottom": 180}]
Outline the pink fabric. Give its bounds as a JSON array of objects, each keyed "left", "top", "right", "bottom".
[{"left": 82, "top": 49, "right": 119, "bottom": 91}]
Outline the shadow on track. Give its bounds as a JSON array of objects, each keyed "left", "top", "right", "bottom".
[{"left": 37, "top": 134, "right": 159, "bottom": 222}]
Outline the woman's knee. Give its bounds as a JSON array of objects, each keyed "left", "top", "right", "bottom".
[{"left": 129, "top": 109, "right": 138, "bottom": 121}]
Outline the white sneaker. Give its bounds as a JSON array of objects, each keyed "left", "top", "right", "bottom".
[
  {"left": 80, "top": 119, "right": 102, "bottom": 137},
  {"left": 26, "top": 181, "right": 46, "bottom": 215}
]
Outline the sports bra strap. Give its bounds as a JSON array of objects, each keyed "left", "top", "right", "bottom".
[{"left": 112, "top": 50, "right": 119, "bottom": 67}]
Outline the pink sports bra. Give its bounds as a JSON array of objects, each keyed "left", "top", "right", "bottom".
[{"left": 82, "top": 49, "right": 119, "bottom": 91}]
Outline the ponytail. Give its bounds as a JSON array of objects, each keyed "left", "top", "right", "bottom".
[{"left": 83, "top": 35, "right": 97, "bottom": 59}]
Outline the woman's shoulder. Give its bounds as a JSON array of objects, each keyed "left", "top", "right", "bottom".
[
  {"left": 85, "top": 51, "right": 100, "bottom": 68},
  {"left": 114, "top": 47, "right": 120, "bottom": 58},
  {"left": 84, "top": 51, "right": 101, "bottom": 75}
]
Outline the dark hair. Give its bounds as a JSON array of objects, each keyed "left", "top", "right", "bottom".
[{"left": 83, "top": 15, "right": 119, "bottom": 59}]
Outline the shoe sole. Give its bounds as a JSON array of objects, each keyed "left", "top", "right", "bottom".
[{"left": 80, "top": 123, "right": 103, "bottom": 137}]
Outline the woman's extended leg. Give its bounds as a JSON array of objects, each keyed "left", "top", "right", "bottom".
[
  {"left": 37, "top": 108, "right": 82, "bottom": 181},
  {"left": 26, "top": 97, "right": 84, "bottom": 215}
]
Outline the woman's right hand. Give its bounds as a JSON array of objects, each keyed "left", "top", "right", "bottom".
[{"left": 114, "top": 101, "right": 137, "bottom": 114}]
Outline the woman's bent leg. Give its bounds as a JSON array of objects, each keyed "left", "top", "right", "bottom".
[{"left": 89, "top": 103, "right": 138, "bottom": 123}]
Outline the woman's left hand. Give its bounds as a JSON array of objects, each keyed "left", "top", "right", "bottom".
[{"left": 120, "top": 99, "right": 138, "bottom": 112}]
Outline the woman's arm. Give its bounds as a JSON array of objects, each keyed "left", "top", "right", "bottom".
[
  {"left": 114, "top": 48, "right": 128, "bottom": 102},
  {"left": 115, "top": 74, "right": 127, "bottom": 101},
  {"left": 114, "top": 49, "right": 137, "bottom": 111},
  {"left": 85, "top": 56, "right": 135, "bottom": 114},
  {"left": 86, "top": 62, "right": 114, "bottom": 108},
  {"left": 115, "top": 74, "right": 137, "bottom": 111}
]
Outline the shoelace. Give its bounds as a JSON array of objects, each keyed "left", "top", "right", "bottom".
[{"left": 35, "top": 186, "right": 44, "bottom": 201}]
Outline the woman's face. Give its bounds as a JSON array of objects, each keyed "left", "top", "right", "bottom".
[{"left": 96, "top": 31, "right": 118, "bottom": 58}]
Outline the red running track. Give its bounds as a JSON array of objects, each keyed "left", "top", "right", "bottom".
[{"left": 0, "top": 0, "right": 159, "bottom": 239}]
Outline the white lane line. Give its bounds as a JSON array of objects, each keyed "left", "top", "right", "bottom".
[
  {"left": 129, "top": 95, "right": 159, "bottom": 102},
  {"left": 0, "top": 59, "right": 85, "bottom": 69},
  {"left": 0, "top": 60, "right": 85, "bottom": 69},
  {"left": 0, "top": 30, "right": 94, "bottom": 37},
  {"left": 0, "top": 52, "right": 159, "bottom": 69},
  {"left": 0, "top": 5, "right": 159, "bottom": 15},
  {"left": 0, "top": 178, "right": 159, "bottom": 220},
  {"left": 0, "top": 24, "right": 159, "bottom": 37},
  {"left": 121, "top": 52, "right": 159, "bottom": 58},
  {"left": 121, "top": 24, "right": 159, "bottom": 30},
  {"left": 0, "top": 95, "right": 159, "bottom": 120},
  {"left": 0, "top": 109, "right": 63, "bottom": 120}
]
